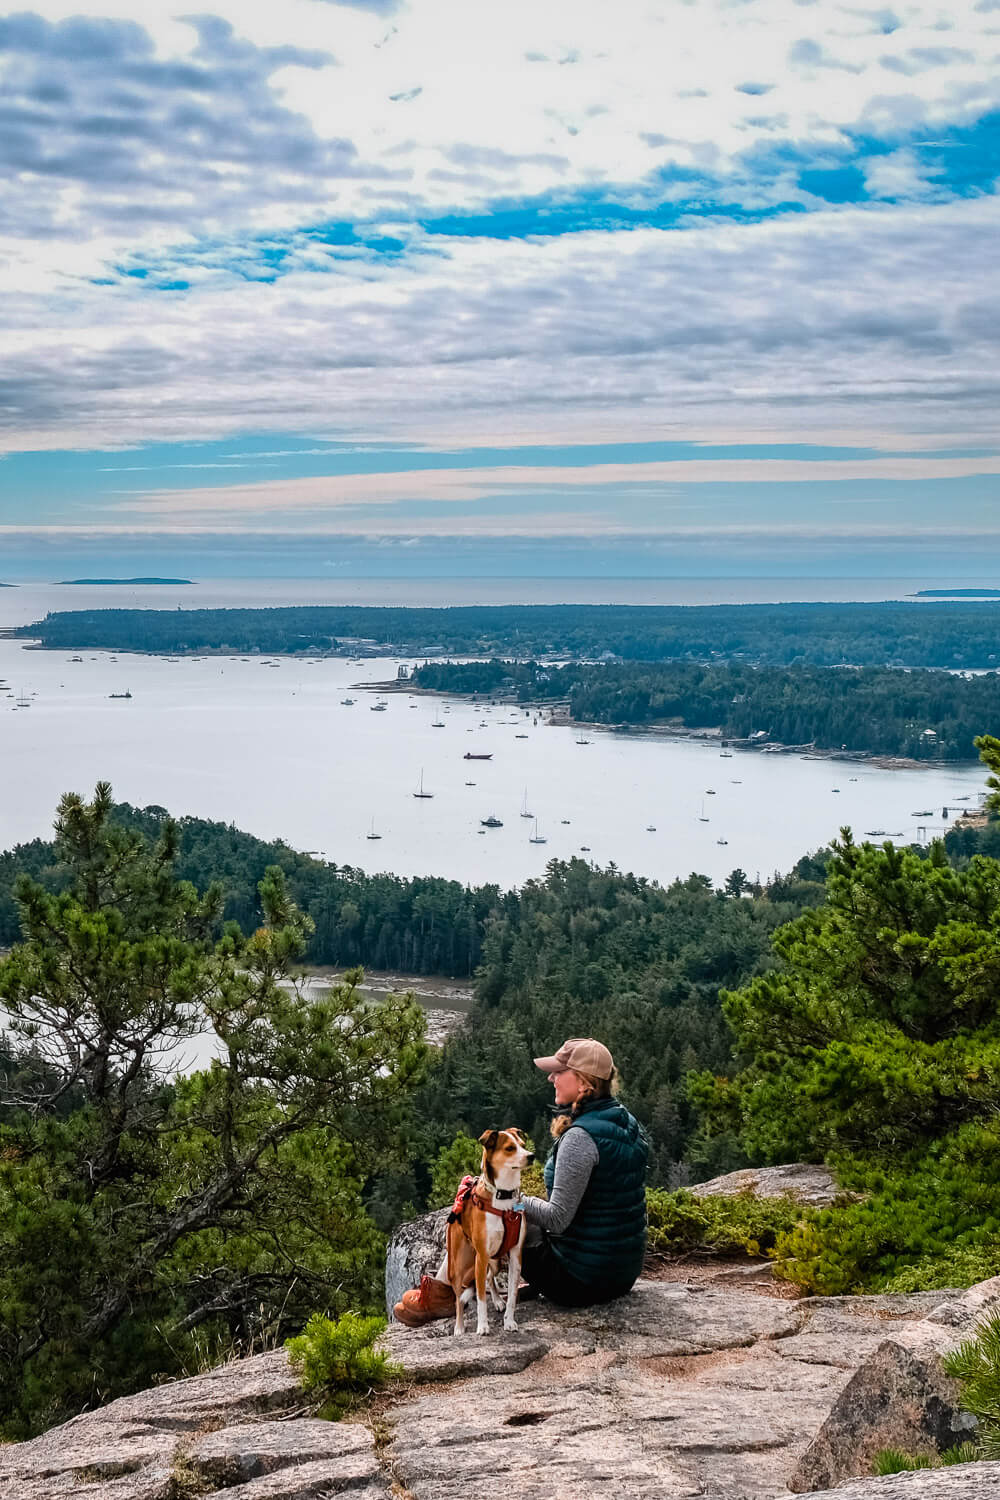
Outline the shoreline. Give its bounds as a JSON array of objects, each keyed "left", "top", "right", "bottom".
[
  {"left": 4, "top": 634, "right": 983, "bottom": 771},
  {"left": 358, "top": 678, "right": 970, "bottom": 771}
]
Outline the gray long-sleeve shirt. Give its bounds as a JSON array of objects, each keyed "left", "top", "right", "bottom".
[{"left": 521, "top": 1127, "right": 599, "bottom": 1246}]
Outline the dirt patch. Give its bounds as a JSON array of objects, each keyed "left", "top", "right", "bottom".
[
  {"left": 520, "top": 1349, "right": 621, "bottom": 1383},
  {"left": 642, "top": 1254, "right": 803, "bottom": 1301},
  {"left": 635, "top": 1347, "right": 756, "bottom": 1381}
]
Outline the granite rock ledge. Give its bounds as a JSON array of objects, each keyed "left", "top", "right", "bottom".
[{"left": 6, "top": 1278, "right": 1000, "bottom": 1499}]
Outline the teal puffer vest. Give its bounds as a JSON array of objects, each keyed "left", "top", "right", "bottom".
[{"left": 542, "top": 1097, "right": 648, "bottom": 1290}]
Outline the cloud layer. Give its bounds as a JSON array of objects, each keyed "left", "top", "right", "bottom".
[{"left": 1, "top": 0, "right": 999, "bottom": 543}]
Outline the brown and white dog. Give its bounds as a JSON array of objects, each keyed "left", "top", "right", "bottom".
[{"left": 446, "top": 1127, "right": 533, "bottom": 1336}]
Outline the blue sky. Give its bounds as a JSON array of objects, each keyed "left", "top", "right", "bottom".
[{"left": 1, "top": 0, "right": 999, "bottom": 576}]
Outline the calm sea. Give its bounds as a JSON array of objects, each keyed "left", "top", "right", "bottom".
[
  {"left": 0, "top": 575, "right": 971, "bottom": 627},
  {"left": 0, "top": 580, "right": 986, "bottom": 889}
]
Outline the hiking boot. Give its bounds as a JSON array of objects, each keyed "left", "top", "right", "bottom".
[{"left": 393, "top": 1275, "right": 456, "bottom": 1327}]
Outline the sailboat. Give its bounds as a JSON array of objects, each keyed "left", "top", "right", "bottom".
[
  {"left": 698, "top": 800, "right": 710, "bottom": 822},
  {"left": 413, "top": 770, "right": 433, "bottom": 799},
  {"left": 575, "top": 734, "right": 591, "bottom": 745},
  {"left": 529, "top": 818, "right": 547, "bottom": 845},
  {"left": 366, "top": 817, "right": 382, "bottom": 841},
  {"left": 520, "top": 788, "right": 533, "bottom": 819}
]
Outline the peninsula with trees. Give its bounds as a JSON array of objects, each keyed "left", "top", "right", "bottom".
[
  {"left": 13, "top": 600, "right": 1000, "bottom": 667},
  {"left": 409, "top": 657, "right": 1000, "bottom": 761}
]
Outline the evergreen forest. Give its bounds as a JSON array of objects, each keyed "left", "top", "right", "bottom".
[
  {"left": 15, "top": 599, "right": 1000, "bottom": 667},
  {"left": 4, "top": 756, "right": 1000, "bottom": 1436},
  {"left": 413, "top": 658, "right": 1000, "bottom": 760}
]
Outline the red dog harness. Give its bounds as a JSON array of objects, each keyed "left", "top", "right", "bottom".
[{"left": 448, "top": 1174, "right": 524, "bottom": 1260}]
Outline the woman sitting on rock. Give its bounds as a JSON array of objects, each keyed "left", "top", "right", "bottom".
[{"left": 394, "top": 1037, "right": 648, "bottom": 1324}]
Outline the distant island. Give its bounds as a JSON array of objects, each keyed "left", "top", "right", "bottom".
[
  {"left": 57, "top": 577, "right": 193, "bottom": 586},
  {"left": 913, "top": 588, "right": 1000, "bottom": 598}
]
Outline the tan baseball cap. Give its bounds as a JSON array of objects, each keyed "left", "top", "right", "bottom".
[{"left": 533, "top": 1037, "right": 615, "bottom": 1080}]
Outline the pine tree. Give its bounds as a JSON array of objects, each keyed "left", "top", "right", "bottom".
[
  {"left": 0, "top": 784, "right": 428, "bottom": 1435},
  {"left": 692, "top": 744, "right": 1000, "bottom": 1292}
]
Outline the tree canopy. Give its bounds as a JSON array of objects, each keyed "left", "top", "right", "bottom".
[
  {"left": 691, "top": 736, "right": 1000, "bottom": 1293},
  {"left": 0, "top": 784, "right": 427, "bottom": 1436},
  {"left": 18, "top": 599, "right": 1000, "bottom": 668},
  {"left": 413, "top": 657, "right": 1000, "bottom": 760}
]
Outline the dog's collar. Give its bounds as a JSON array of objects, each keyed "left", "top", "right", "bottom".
[{"left": 492, "top": 1187, "right": 518, "bottom": 1201}]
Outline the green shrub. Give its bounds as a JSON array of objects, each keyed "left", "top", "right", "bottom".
[
  {"left": 771, "top": 1217, "right": 859, "bottom": 1296},
  {"left": 879, "top": 1241, "right": 1000, "bottom": 1294},
  {"left": 944, "top": 1309, "right": 1000, "bottom": 1460},
  {"left": 874, "top": 1449, "right": 934, "bottom": 1475},
  {"left": 646, "top": 1188, "right": 815, "bottom": 1259},
  {"left": 874, "top": 1442, "right": 982, "bottom": 1475},
  {"left": 285, "top": 1312, "right": 401, "bottom": 1419},
  {"left": 942, "top": 1444, "right": 983, "bottom": 1465},
  {"left": 767, "top": 1135, "right": 1000, "bottom": 1295}
]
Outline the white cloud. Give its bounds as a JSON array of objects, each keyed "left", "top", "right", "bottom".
[
  {"left": 862, "top": 146, "right": 936, "bottom": 196},
  {"left": 3, "top": 195, "right": 1000, "bottom": 456},
  {"left": 1, "top": 0, "right": 999, "bottom": 473},
  {"left": 108, "top": 452, "right": 1000, "bottom": 526}
]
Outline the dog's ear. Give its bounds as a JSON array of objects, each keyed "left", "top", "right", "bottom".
[
  {"left": 479, "top": 1128, "right": 499, "bottom": 1183},
  {"left": 505, "top": 1127, "right": 524, "bottom": 1142}
]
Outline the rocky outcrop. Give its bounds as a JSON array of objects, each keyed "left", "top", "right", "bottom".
[
  {"left": 0, "top": 1348, "right": 380, "bottom": 1500},
  {"left": 790, "top": 1276, "right": 1000, "bottom": 1492},
  {"left": 4, "top": 1277, "right": 999, "bottom": 1499},
  {"left": 806, "top": 1463, "right": 1000, "bottom": 1498},
  {"left": 384, "top": 1204, "right": 449, "bottom": 1316},
  {"left": 689, "top": 1164, "right": 843, "bottom": 1207},
  {"left": 376, "top": 1279, "right": 966, "bottom": 1500}
]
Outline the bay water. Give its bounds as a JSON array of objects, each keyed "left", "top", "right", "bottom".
[{"left": 0, "top": 580, "right": 987, "bottom": 890}]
